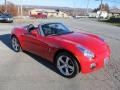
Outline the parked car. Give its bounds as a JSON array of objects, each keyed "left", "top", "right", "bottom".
[
  {"left": 11, "top": 23, "right": 111, "bottom": 78},
  {"left": 0, "top": 13, "right": 13, "bottom": 23},
  {"left": 30, "top": 13, "right": 47, "bottom": 19}
]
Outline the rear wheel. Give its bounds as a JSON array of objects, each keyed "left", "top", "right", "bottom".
[
  {"left": 55, "top": 52, "right": 79, "bottom": 78},
  {"left": 11, "top": 36, "right": 21, "bottom": 52}
]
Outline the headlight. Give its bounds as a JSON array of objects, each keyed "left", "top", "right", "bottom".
[
  {"left": 77, "top": 45, "right": 95, "bottom": 60},
  {"left": 7, "top": 18, "right": 10, "bottom": 20}
]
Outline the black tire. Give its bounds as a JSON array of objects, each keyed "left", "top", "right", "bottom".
[
  {"left": 11, "top": 36, "right": 22, "bottom": 52},
  {"left": 55, "top": 52, "right": 79, "bottom": 78}
]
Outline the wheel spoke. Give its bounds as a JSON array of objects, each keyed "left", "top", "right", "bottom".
[
  {"left": 12, "top": 39, "right": 15, "bottom": 44},
  {"left": 59, "top": 65, "right": 65, "bottom": 71},
  {"left": 15, "top": 46, "right": 18, "bottom": 51},
  {"left": 59, "top": 57, "right": 65, "bottom": 64},
  {"left": 66, "top": 57, "right": 70, "bottom": 64},
  {"left": 15, "top": 46, "right": 17, "bottom": 50},
  {"left": 68, "top": 65, "right": 74, "bottom": 71},
  {"left": 15, "top": 43, "right": 19, "bottom": 47},
  {"left": 65, "top": 68, "right": 70, "bottom": 75}
]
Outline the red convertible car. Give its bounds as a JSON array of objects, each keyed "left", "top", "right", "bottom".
[{"left": 11, "top": 23, "right": 110, "bottom": 78}]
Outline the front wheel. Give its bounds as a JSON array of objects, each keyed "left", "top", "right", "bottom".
[
  {"left": 11, "top": 36, "right": 21, "bottom": 52},
  {"left": 55, "top": 52, "right": 79, "bottom": 78}
]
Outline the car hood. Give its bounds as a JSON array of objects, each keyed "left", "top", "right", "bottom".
[{"left": 53, "top": 32, "right": 107, "bottom": 54}]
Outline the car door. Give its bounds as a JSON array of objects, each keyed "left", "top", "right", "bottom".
[
  {"left": 22, "top": 28, "right": 52, "bottom": 60},
  {"left": 21, "top": 28, "right": 39, "bottom": 53},
  {"left": 35, "top": 35, "right": 53, "bottom": 60}
]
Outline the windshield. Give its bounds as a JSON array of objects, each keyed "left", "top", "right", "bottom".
[
  {"left": 41, "top": 23, "right": 73, "bottom": 36},
  {"left": 0, "top": 14, "right": 13, "bottom": 18}
]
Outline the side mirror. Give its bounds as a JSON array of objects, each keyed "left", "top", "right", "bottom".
[{"left": 30, "top": 30, "right": 38, "bottom": 37}]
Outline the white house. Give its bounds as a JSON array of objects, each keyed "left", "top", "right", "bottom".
[{"left": 96, "top": 11, "right": 108, "bottom": 19}]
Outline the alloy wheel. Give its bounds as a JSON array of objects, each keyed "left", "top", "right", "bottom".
[
  {"left": 57, "top": 55, "right": 75, "bottom": 76},
  {"left": 12, "top": 37, "right": 20, "bottom": 52}
]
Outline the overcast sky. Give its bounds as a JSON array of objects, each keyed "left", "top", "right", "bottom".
[{"left": 0, "top": 0, "right": 120, "bottom": 9}]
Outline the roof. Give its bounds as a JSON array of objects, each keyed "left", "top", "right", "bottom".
[{"left": 30, "top": 9, "right": 57, "bottom": 13}]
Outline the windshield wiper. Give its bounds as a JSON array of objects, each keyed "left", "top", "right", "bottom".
[
  {"left": 58, "top": 31, "right": 74, "bottom": 35},
  {"left": 47, "top": 34, "right": 58, "bottom": 36},
  {"left": 47, "top": 31, "right": 74, "bottom": 36}
]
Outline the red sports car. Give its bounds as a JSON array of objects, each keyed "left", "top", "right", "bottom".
[{"left": 11, "top": 23, "right": 110, "bottom": 78}]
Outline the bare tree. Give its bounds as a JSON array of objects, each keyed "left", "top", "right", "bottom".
[
  {"left": 104, "top": 3, "right": 109, "bottom": 12},
  {"left": 0, "top": 1, "right": 17, "bottom": 16}
]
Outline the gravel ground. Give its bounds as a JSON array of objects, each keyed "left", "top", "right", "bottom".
[{"left": 0, "top": 18, "right": 120, "bottom": 90}]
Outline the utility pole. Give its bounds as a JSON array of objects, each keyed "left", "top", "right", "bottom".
[
  {"left": 96, "top": 0, "right": 103, "bottom": 20},
  {"left": 100, "top": 0, "right": 103, "bottom": 11},
  {"left": 20, "top": 0, "right": 23, "bottom": 17},
  {"left": 99, "top": 0, "right": 103, "bottom": 20},
  {"left": 86, "top": 0, "right": 90, "bottom": 15},
  {"left": 17, "top": 6, "right": 20, "bottom": 15},
  {"left": 5, "top": 0, "right": 7, "bottom": 12},
  {"left": 73, "top": 0, "right": 76, "bottom": 17}
]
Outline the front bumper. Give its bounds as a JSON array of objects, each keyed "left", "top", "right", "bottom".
[
  {"left": 76, "top": 49, "right": 110, "bottom": 74},
  {"left": 0, "top": 18, "right": 13, "bottom": 23}
]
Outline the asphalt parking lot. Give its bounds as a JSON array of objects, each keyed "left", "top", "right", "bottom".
[{"left": 0, "top": 18, "right": 120, "bottom": 90}]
